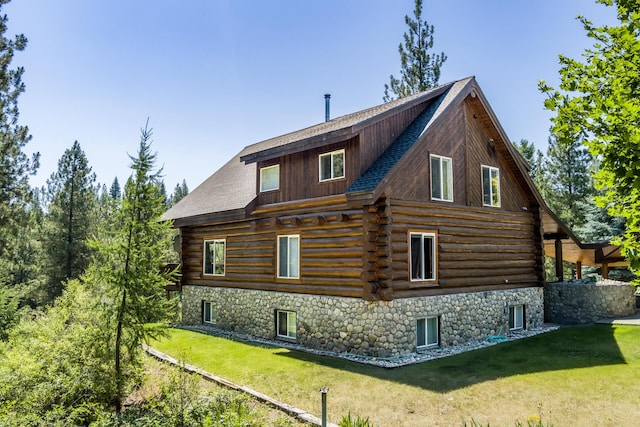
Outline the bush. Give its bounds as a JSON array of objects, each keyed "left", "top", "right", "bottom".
[{"left": 340, "top": 413, "right": 375, "bottom": 427}]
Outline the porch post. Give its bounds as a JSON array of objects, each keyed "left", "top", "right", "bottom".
[
  {"left": 602, "top": 262, "right": 609, "bottom": 279},
  {"left": 576, "top": 261, "right": 582, "bottom": 280},
  {"left": 554, "top": 238, "right": 563, "bottom": 281}
]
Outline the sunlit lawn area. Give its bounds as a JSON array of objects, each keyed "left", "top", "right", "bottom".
[{"left": 150, "top": 325, "right": 640, "bottom": 426}]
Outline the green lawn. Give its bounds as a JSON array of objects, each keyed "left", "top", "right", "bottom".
[{"left": 150, "top": 325, "right": 640, "bottom": 426}]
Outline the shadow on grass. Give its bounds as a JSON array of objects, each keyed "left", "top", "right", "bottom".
[{"left": 273, "top": 325, "right": 628, "bottom": 392}]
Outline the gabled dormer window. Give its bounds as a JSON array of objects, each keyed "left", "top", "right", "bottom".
[
  {"left": 430, "top": 154, "right": 453, "bottom": 202},
  {"left": 260, "top": 164, "right": 279, "bottom": 192},
  {"left": 319, "top": 149, "right": 345, "bottom": 182}
]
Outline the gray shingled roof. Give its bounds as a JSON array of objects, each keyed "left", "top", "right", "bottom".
[
  {"left": 347, "top": 78, "right": 470, "bottom": 194},
  {"left": 164, "top": 77, "right": 473, "bottom": 222}
]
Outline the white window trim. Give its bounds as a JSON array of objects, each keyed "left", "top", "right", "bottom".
[
  {"left": 430, "top": 154, "right": 453, "bottom": 202},
  {"left": 203, "top": 239, "right": 226, "bottom": 276},
  {"left": 319, "top": 149, "right": 345, "bottom": 182},
  {"left": 417, "top": 316, "right": 439, "bottom": 349},
  {"left": 509, "top": 305, "right": 524, "bottom": 331},
  {"left": 260, "top": 164, "right": 280, "bottom": 192},
  {"left": 409, "top": 231, "right": 437, "bottom": 282},
  {"left": 481, "top": 165, "right": 501, "bottom": 207},
  {"left": 203, "top": 301, "right": 217, "bottom": 324},
  {"left": 277, "top": 235, "right": 300, "bottom": 279},
  {"left": 276, "top": 310, "right": 297, "bottom": 339}
]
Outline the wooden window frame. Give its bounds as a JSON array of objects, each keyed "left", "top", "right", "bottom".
[
  {"left": 203, "top": 239, "right": 226, "bottom": 276},
  {"left": 509, "top": 304, "right": 525, "bottom": 331},
  {"left": 277, "top": 234, "right": 300, "bottom": 280},
  {"left": 481, "top": 165, "right": 501, "bottom": 207},
  {"left": 319, "top": 149, "right": 345, "bottom": 182},
  {"left": 203, "top": 301, "right": 217, "bottom": 324},
  {"left": 408, "top": 230, "right": 438, "bottom": 284},
  {"left": 260, "top": 164, "right": 280, "bottom": 192},
  {"left": 416, "top": 316, "right": 440, "bottom": 349},
  {"left": 276, "top": 310, "right": 297, "bottom": 339},
  {"left": 430, "top": 154, "right": 453, "bottom": 202}
]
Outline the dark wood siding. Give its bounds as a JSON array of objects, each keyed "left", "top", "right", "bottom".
[
  {"left": 180, "top": 196, "right": 365, "bottom": 298},
  {"left": 387, "top": 199, "right": 539, "bottom": 299},
  {"left": 358, "top": 103, "right": 428, "bottom": 175},
  {"left": 464, "top": 98, "right": 530, "bottom": 212},
  {"left": 256, "top": 138, "right": 360, "bottom": 205}
]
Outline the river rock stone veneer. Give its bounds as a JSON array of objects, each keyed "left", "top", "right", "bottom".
[
  {"left": 544, "top": 279, "right": 637, "bottom": 324},
  {"left": 182, "top": 285, "right": 544, "bottom": 357}
]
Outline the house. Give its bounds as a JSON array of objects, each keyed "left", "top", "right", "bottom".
[{"left": 164, "top": 76, "right": 551, "bottom": 357}]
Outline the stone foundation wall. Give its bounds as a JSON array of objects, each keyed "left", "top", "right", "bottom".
[
  {"left": 182, "top": 285, "right": 544, "bottom": 357},
  {"left": 544, "top": 280, "right": 637, "bottom": 324}
]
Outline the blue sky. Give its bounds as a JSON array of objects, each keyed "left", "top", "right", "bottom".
[{"left": 6, "top": 0, "right": 617, "bottom": 193}]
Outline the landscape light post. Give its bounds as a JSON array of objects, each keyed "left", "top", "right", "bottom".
[{"left": 320, "top": 386, "right": 328, "bottom": 427}]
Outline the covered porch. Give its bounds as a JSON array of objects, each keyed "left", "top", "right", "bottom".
[{"left": 541, "top": 209, "right": 628, "bottom": 281}]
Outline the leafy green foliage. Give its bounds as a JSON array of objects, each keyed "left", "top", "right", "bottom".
[
  {"left": 0, "top": 280, "right": 119, "bottom": 425},
  {"left": 383, "top": 0, "right": 447, "bottom": 101},
  {"left": 340, "top": 413, "right": 375, "bottom": 427},
  {"left": 539, "top": 0, "right": 640, "bottom": 280}
]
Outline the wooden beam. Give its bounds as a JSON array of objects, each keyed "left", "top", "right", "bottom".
[
  {"left": 576, "top": 261, "right": 582, "bottom": 279},
  {"left": 555, "top": 238, "right": 564, "bottom": 281}
]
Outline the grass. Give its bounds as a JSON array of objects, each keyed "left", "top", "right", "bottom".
[{"left": 150, "top": 325, "right": 640, "bottom": 426}]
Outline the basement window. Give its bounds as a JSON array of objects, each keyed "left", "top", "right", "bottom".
[
  {"left": 509, "top": 305, "right": 525, "bottom": 331},
  {"left": 276, "top": 310, "right": 297, "bottom": 339},
  {"left": 417, "top": 316, "right": 439, "bottom": 349},
  {"left": 203, "top": 301, "right": 217, "bottom": 324}
]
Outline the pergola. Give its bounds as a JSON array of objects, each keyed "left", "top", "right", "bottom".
[{"left": 542, "top": 208, "right": 627, "bottom": 280}]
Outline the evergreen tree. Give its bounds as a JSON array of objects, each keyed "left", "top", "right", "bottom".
[
  {"left": 41, "top": 141, "right": 97, "bottom": 302},
  {"left": 109, "top": 176, "right": 122, "bottom": 200},
  {"left": 539, "top": 0, "right": 640, "bottom": 278},
  {"left": 383, "top": 0, "right": 447, "bottom": 102},
  {"left": 168, "top": 179, "right": 189, "bottom": 207},
  {"left": 0, "top": 1, "right": 39, "bottom": 285},
  {"left": 513, "top": 139, "right": 550, "bottom": 202},
  {"left": 543, "top": 134, "right": 593, "bottom": 230},
  {"left": 89, "top": 122, "right": 177, "bottom": 416}
]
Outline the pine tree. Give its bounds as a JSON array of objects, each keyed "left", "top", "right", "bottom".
[
  {"left": 543, "top": 134, "right": 593, "bottom": 230},
  {"left": 168, "top": 179, "right": 189, "bottom": 207},
  {"left": 42, "top": 141, "right": 97, "bottom": 302},
  {"left": 0, "top": 1, "right": 39, "bottom": 284},
  {"left": 383, "top": 0, "right": 447, "bottom": 102},
  {"left": 89, "top": 122, "right": 177, "bottom": 416},
  {"left": 109, "top": 176, "right": 122, "bottom": 200}
]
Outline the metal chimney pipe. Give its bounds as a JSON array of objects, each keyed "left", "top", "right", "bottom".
[{"left": 324, "top": 94, "right": 331, "bottom": 122}]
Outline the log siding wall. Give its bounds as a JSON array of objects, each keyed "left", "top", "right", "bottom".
[
  {"left": 181, "top": 196, "right": 366, "bottom": 298},
  {"left": 387, "top": 199, "right": 539, "bottom": 299}
]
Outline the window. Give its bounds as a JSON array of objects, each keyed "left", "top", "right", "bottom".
[
  {"left": 410, "top": 232, "right": 436, "bottom": 281},
  {"left": 203, "top": 301, "right": 217, "bottom": 324},
  {"left": 319, "top": 149, "right": 345, "bottom": 182},
  {"left": 430, "top": 155, "right": 453, "bottom": 202},
  {"left": 277, "top": 235, "right": 299, "bottom": 279},
  {"left": 276, "top": 310, "right": 297, "bottom": 339},
  {"left": 417, "top": 316, "right": 439, "bottom": 348},
  {"left": 509, "top": 305, "right": 525, "bottom": 331},
  {"left": 260, "top": 164, "right": 280, "bottom": 192},
  {"left": 204, "top": 239, "right": 225, "bottom": 276},
  {"left": 482, "top": 165, "right": 500, "bottom": 207}
]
